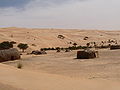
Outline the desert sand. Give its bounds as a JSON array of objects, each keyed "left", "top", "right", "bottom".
[
  {"left": 0, "top": 82, "right": 22, "bottom": 90},
  {"left": 1, "top": 27, "right": 120, "bottom": 90},
  {"left": 0, "top": 27, "right": 120, "bottom": 50},
  {"left": 4, "top": 49, "right": 120, "bottom": 81},
  {"left": 0, "top": 63, "right": 120, "bottom": 90}
]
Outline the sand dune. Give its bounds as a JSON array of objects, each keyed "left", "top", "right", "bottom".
[
  {"left": 0, "top": 27, "right": 120, "bottom": 50},
  {"left": 1, "top": 27, "right": 120, "bottom": 90},
  {"left": 0, "top": 63, "right": 120, "bottom": 90}
]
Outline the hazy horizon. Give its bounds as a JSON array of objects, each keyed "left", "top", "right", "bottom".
[{"left": 0, "top": 0, "right": 120, "bottom": 30}]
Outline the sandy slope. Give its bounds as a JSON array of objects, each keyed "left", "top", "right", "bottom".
[
  {"left": 0, "top": 63, "right": 120, "bottom": 90},
  {"left": 1, "top": 27, "right": 120, "bottom": 90},
  {"left": 0, "top": 82, "right": 22, "bottom": 90},
  {"left": 4, "top": 49, "right": 120, "bottom": 81},
  {"left": 0, "top": 27, "right": 120, "bottom": 51}
]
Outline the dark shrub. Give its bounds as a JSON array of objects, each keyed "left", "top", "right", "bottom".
[
  {"left": 65, "top": 49, "right": 70, "bottom": 52},
  {"left": 17, "top": 43, "right": 28, "bottom": 52},
  {"left": 56, "top": 47, "right": 60, "bottom": 50},
  {"left": 83, "top": 37, "right": 89, "bottom": 40},
  {"left": 0, "top": 41, "right": 13, "bottom": 50},
  {"left": 73, "top": 43, "right": 77, "bottom": 47},
  {"left": 17, "top": 62, "right": 23, "bottom": 69},
  {"left": 10, "top": 41, "right": 17, "bottom": 44},
  {"left": 110, "top": 45, "right": 120, "bottom": 50}
]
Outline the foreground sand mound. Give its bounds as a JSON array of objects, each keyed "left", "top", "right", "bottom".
[{"left": 0, "top": 63, "right": 120, "bottom": 90}]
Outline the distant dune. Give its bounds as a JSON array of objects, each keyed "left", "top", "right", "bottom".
[{"left": 0, "top": 27, "right": 120, "bottom": 51}]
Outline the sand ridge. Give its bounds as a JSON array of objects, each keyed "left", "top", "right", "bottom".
[{"left": 0, "top": 27, "right": 120, "bottom": 50}]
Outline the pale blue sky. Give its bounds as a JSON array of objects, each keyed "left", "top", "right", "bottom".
[
  {"left": 0, "top": 0, "right": 120, "bottom": 30},
  {"left": 0, "top": 0, "right": 30, "bottom": 8}
]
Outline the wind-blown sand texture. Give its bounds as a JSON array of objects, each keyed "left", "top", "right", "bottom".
[
  {"left": 0, "top": 63, "right": 120, "bottom": 90},
  {"left": 0, "top": 27, "right": 120, "bottom": 50},
  {"left": 0, "top": 82, "right": 22, "bottom": 90},
  {"left": 4, "top": 49, "right": 120, "bottom": 81},
  {"left": 1, "top": 27, "right": 120, "bottom": 90}
]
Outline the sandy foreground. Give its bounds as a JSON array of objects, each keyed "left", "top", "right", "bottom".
[
  {"left": 1, "top": 49, "right": 120, "bottom": 90},
  {"left": 0, "top": 82, "right": 22, "bottom": 90},
  {"left": 0, "top": 63, "right": 120, "bottom": 90},
  {"left": 4, "top": 49, "right": 120, "bottom": 81}
]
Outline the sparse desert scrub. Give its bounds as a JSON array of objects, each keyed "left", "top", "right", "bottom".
[
  {"left": 0, "top": 41, "right": 13, "bottom": 50},
  {"left": 17, "top": 62, "right": 23, "bottom": 69},
  {"left": 83, "top": 36, "right": 89, "bottom": 40},
  {"left": 40, "top": 45, "right": 90, "bottom": 51},
  {"left": 41, "top": 47, "right": 56, "bottom": 51},
  {"left": 10, "top": 41, "right": 17, "bottom": 44},
  {"left": 17, "top": 43, "right": 29, "bottom": 52},
  {"left": 110, "top": 45, "right": 120, "bottom": 50},
  {"left": 31, "top": 44, "right": 36, "bottom": 46}
]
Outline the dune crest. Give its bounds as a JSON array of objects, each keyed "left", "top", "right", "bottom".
[{"left": 0, "top": 27, "right": 120, "bottom": 50}]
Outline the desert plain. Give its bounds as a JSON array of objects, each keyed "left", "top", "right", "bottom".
[{"left": 0, "top": 27, "right": 120, "bottom": 90}]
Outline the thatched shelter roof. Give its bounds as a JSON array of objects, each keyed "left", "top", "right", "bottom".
[
  {"left": 77, "top": 50, "right": 98, "bottom": 59},
  {"left": 0, "top": 48, "right": 21, "bottom": 62}
]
